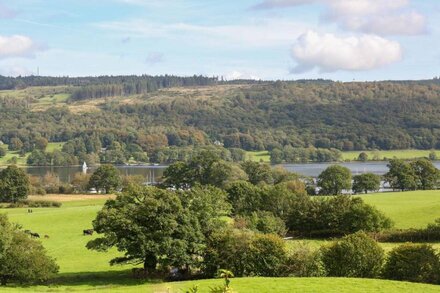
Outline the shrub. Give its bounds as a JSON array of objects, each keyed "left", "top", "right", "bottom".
[
  {"left": 321, "top": 232, "right": 384, "bottom": 278},
  {"left": 283, "top": 243, "right": 325, "bottom": 277},
  {"left": 203, "top": 229, "right": 287, "bottom": 277},
  {"left": 383, "top": 243, "right": 440, "bottom": 284},
  {"left": 375, "top": 218, "right": 440, "bottom": 242},
  {"left": 235, "top": 211, "right": 287, "bottom": 236},
  {"left": 7, "top": 200, "right": 62, "bottom": 208}
]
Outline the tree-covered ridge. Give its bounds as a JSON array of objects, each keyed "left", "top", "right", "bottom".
[{"left": 1, "top": 77, "right": 440, "bottom": 164}]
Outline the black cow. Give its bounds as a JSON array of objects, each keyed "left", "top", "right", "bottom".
[
  {"left": 83, "top": 229, "right": 94, "bottom": 236},
  {"left": 30, "top": 232, "right": 40, "bottom": 238}
]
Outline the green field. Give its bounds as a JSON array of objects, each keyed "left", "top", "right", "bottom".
[
  {"left": 361, "top": 190, "right": 440, "bottom": 229},
  {"left": 247, "top": 149, "right": 440, "bottom": 163},
  {"left": 1, "top": 191, "right": 440, "bottom": 292},
  {"left": 246, "top": 151, "right": 270, "bottom": 162},
  {"left": 341, "top": 149, "right": 440, "bottom": 161},
  {"left": 0, "top": 142, "right": 65, "bottom": 166}
]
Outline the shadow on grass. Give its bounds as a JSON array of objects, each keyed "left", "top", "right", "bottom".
[{"left": 45, "top": 269, "right": 163, "bottom": 288}]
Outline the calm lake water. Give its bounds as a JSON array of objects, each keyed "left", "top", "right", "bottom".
[{"left": 18, "top": 161, "right": 440, "bottom": 183}]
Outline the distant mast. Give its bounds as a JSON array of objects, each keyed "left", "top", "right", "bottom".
[{"left": 82, "top": 162, "right": 88, "bottom": 174}]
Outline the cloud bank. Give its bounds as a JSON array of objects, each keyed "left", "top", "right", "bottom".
[
  {"left": 253, "top": 0, "right": 426, "bottom": 36},
  {"left": 0, "top": 35, "right": 42, "bottom": 59},
  {"left": 291, "top": 31, "right": 403, "bottom": 73}
]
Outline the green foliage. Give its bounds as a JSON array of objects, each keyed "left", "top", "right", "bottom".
[
  {"left": 0, "top": 165, "right": 30, "bottom": 202},
  {"left": 411, "top": 158, "right": 440, "bottom": 190},
  {"left": 357, "top": 152, "right": 368, "bottom": 162},
  {"left": 321, "top": 232, "right": 385, "bottom": 278},
  {"left": 163, "top": 150, "right": 246, "bottom": 189},
  {"left": 240, "top": 161, "right": 273, "bottom": 185},
  {"left": 225, "top": 181, "right": 263, "bottom": 215},
  {"left": 87, "top": 185, "right": 205, "bottom": 274},
  {"left": 383, "top": 243, "right": 440, "bottom": 284},
  {"left": 385, "top": 159, "right": 417, "bottom": 191},
  {"left": 0, "top": 147, "right": 5, "bottom": 158},
  {"left": 88, "top": 165, "right": 122, "bottom": 194},
  {"left": 270, "top": 147, "right": 341, "bottom": 163},
  {"left": 204, "top": 229, "right": 287, "bottom": 277},
  {"left": 235, "top": 211, "right": 287, "bottom": 237},
  {"left": 180, "top": 185, "right": 232, "bottom": 236},
  {"left": 283, "top": 243, "right": 325, "bottom": 277},
  {"left": 352, "top": 173, "right": 381, "bottom": 194},
  {"left": 0, "top": 214, "right": 59, "bottom": 285},
  {"left": 317, "top": 165, "right": 352, "bottom": 195},
  {"left": 287, "top": 195, "right": 392, "bottom": 236}
]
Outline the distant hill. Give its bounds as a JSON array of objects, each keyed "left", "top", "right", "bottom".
[{"left": 1, "top": 75, "right": 440, "bottom": 153}]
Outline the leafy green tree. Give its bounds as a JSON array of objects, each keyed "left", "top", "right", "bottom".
[
  {"left": 384, "top": 159, "right": 417, "bottom": 191},
  {"left": 317, "top": 165, "right": 351, "bottom": 195},
  {"left": 411, "top": 158, "right": 440, "bottom": 190},
  {"left": 0, "top": 214, "right": 59, "bottom": 285},
  {"left": 180, "top": 185, "right": 231, "bottom": 236},
  {"left": 240, "top": 161, "right": 273, "bottom": 185},
  {"left": 383, "top": 243, "right": 440, "bottom": 284},
  {"left": 357, "top": 152, "right": 369, "bottom": 162},
  {"left": 88, "top": 165, "right": 122, "bottom": 194},
  {"left": 321, "top": 232, "right": 385, "bottom": 278},
  {"left": 8, "top": 138, "right": 23, "bottom": 151},
  {"left": 235, "top": 211, "right": 287, "bottom": 236},
  {"left": 34, "top": 137, "right": 48, "bottom": 151},
  {"left": 0, "top": 165, "right": 30, "bottom": 202},
  {"left": 225, "top": 181, "right": 263, "bottom": 215},
  {"left": 429, "top": 151, "right": 437, "bottom": 161},
  {"left": 87, "top": 185, "right": 205, "bottom": 274},
  {"left": 352, "top": 173, "right": 381, "bottom": 194}
]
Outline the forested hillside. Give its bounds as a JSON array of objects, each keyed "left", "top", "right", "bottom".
[{"left": 1, "top": 75, "right": 440, "bottom": 165}]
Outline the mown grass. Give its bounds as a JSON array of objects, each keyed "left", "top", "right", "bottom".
[{"left": 1, "top": 191, "right": 440, "bottom": 291}]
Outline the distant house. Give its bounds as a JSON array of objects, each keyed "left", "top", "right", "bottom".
[{"left": 213, "top": 140, "right": 223, "bottom": 146}]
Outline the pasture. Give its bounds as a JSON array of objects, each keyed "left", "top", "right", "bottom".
[
  {"left": 341, "top": 149, "right": 440, "bottom": 161},
  {"left": 0, "top": 142, "right": 64, "bottom": 166},
  {"left": 0, "top": 192, "right": 440, "bottom": 292}
]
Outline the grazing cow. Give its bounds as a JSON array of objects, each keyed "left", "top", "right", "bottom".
[
  {"left": 44, "top": 235, "right": 50, "bottom": 239},
  {"left": 30, "top": 232, "right": 40, "bottom": 238},
  {"left": 83, "top": 229, "right": 94, "bottom": 236}
]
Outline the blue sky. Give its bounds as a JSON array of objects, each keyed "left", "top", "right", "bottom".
[{"left": 0, "top": 0, "right": 439, "bottom": 81}]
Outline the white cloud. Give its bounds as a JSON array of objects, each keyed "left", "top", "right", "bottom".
[
  {"left": 253, "top": 0, "right": 427, "bottom": 36},
  {"left": 96, "top": 18, "right": 309, "bottom": 48},
  {"left": 224, "top": 70, "right": 260, "bottom": 80},
  {"left": 0, "top": 35, "right": 42, "bottom": 59},
  {"left": 291, "top": 31, "right": 403, "bottom": 73}
]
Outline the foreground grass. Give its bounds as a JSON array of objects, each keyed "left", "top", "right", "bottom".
[{"left": 2, "top": 277, "right": 440, "bottom": 292}]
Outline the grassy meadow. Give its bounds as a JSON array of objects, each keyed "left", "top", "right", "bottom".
[
  {"left": 246, "top": 149, "right": 440, "bottom": 163},
  {"left": 0, "top": 142, "right": 64, "bottom": 166},
  {"left": 0, "top": 191, "right": 440, "bottom": 291}
]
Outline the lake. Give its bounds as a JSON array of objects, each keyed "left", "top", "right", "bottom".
[{"left": 19, "top": 161, "right": 440, "bottom": 183}]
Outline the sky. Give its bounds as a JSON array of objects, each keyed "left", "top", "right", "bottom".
[{"left": 0, "top": 0, "right": 439, "bottom": 81}]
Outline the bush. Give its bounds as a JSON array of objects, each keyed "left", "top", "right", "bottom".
[
  {"left": 235, "top": 211, "right": 287, "bottom": 237},
  {"left": 203, "top": 229, "right": 287, "bottom": 277},
  {"left": 7, "top": 200, "right": 62, "bottom": 208},
  {"left": 321, "top": 232, "right": 384, "bottom": 278},
  {"left": 376, "top": 218, "right": 440, "bottom": 242},
  {"left": 383, "top": 243, "right": 440, "bottom": 284},
  {"left": 283, "top": 243, "right": 325, "bottom": 277}
]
